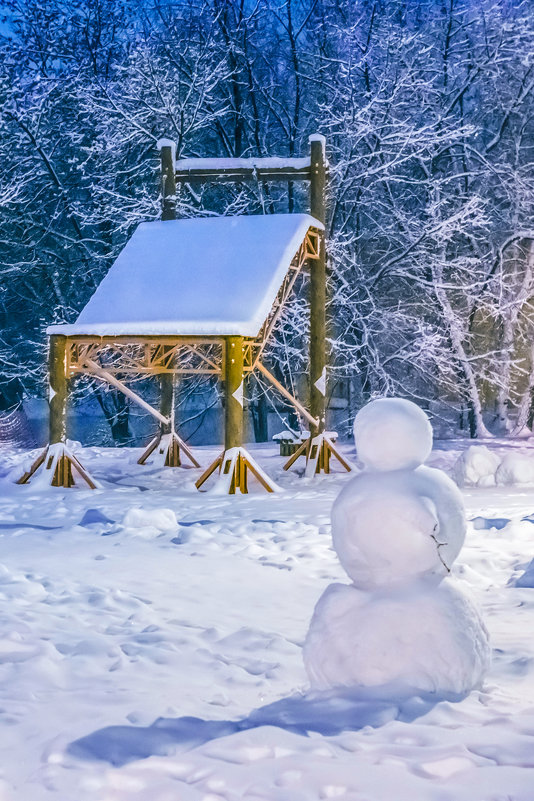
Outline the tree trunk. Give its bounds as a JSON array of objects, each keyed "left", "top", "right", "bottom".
[
  {"left": 434, "top": 268, "right": 492, "bottom": 438},
  {"left": 95, "top": 387, "right": 132, "bottom": 445}
]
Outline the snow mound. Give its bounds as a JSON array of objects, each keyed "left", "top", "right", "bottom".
[
  {"left": 122, "top": 507, "right": 178, "bottom": 538},
  {"left": 354, "top": 398, "right": 433, "bottom": 471},
  {"left": 454, "top": 445, "right": 501, "bottom": 487},
  {"left": 303, "top": 579, "right": 490, "bottom": 695},
  {"left": 331, "top": 466, "right": 465, "bottom": 588},
  {"left": 455, "top": 446, "right": 534, "bottom": 487},
  {"left": 496, "top": 453, "right": 534, "bottom": 486},
  {"left": 0, "top": 563, "right": 47, "bottom": 602},
  {"left": 514, "top": 558, "right": 534, "bottom": 588}
]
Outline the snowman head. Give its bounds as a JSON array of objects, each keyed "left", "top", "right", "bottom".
[{"left": 354, "top": 398, "right": 433, "bottom": 471}]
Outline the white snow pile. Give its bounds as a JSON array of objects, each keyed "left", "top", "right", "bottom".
[
  {"left": 305, "top": 398, "right": 490, "bottom": 695},
  {"left": 455, "top": 445, "right": 534, "bottom": 487},
  {"left": 455, "top": 445, "right": 501, "bottom": 487},
  {"left": 122, "top": 506, "right": 178, "bottom": 538},
  {"left": 496, "top": 453, "right": 534, "bottom": 486}
]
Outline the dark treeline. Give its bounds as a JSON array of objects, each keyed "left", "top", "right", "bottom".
[{"left": 1, "top": 0, "right": 534, "bottom": 439}]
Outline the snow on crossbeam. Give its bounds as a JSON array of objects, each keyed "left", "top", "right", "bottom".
[
  {"left": 174, "top": 157, "right": 312, "bottom": 183},
  {"left": 176, "top": 157, "right": 311, "bottom": 171},
  {"left": 47, "top": 214, "right": 323, "bottom": 338}
]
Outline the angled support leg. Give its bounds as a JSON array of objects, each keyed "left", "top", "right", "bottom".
[
  {"left": 284, "top": 432, "right": 353, "bottom": 476},
  {"left": 138, "top": 372, "right": 200, "bottom": 468}
]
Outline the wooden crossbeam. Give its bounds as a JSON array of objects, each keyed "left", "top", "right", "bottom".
[
  {"left": 179, "top": 342, "right": 220, "bottom": 372},
  {"left": 304, "top": 230, "right": 321, "bottom": 259},
  {"left": 67, "top": 338, "right": 224, "bottom": 376},
  {"left": 251, "top": 238, "right": 314, "bottom": 368},
  {"left": 175, "top": 163, "right": 313, "bottom": 185}
]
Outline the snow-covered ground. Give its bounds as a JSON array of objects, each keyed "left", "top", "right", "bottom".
[{"left": 0, "top": 440, "right": 534, "bottom": 800}]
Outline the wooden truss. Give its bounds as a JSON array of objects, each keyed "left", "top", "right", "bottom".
[{"left": 67, "top": 339, "right": 224, "bottom": 377}]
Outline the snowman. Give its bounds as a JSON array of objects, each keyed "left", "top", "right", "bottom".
[{"left": 303, "top": 398, "right": 490, "bottom": 695}]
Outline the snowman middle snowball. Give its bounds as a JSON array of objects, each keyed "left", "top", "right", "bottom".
[{"left": 333, "top": 398, "right": 465, "bottom": 589}]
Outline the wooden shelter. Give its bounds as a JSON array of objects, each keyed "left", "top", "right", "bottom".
[{"left": 18, "top": 135, "right": 351, "bottom": 493}]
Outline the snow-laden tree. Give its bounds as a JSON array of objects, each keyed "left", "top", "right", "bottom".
[{"left": 2, "top": 0, "right": 534, "bottom": 441}]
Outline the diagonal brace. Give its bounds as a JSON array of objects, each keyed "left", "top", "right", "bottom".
[
  {"left": 255, "top": 361, "right": 318, "bottom": 428},
  {"left": 83, "top": 358, "right": 170, "bottom": 426}
]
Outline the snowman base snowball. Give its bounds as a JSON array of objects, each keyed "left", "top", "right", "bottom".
[{"left": 303, "top": 578, "right": 490, "bottom": 695}]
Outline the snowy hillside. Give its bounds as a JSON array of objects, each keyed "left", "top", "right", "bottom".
[{"left": 0, "top": 441, "right": 533, "bottom": 800}]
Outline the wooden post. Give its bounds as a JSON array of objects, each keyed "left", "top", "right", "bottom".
[
  {"left": 309, "top": 134, "right": 327, "bottom": 437},
  {"left": 159, "top": 372, "right": 174, "bottom": 435},
  {"left": 49, "top": 335, "right": 68, "bottom": 444},
  {"left": 225, "top": 336, "right": 244, "bottom": 450},
  {"left": 159, "top": 139, "right": 176, "bottom": 221},
  {"left": 17, "top": 334, "right": 97, "bottom": 488},
  {"left": 159, "top": 139, "right": 177, "bottom": 425}
]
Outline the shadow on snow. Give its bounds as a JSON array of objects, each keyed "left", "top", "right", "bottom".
[{"left": 67, "top": 685, "right": 465, "bottom": 767}]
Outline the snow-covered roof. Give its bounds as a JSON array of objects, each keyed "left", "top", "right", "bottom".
[{"left": 47, "top": 214, "right": 323, "bottom": 338}]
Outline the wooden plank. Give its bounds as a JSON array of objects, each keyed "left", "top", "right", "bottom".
[
  {"left": 137, "top": 435, "right": 160, "bottom": 465},
  {"left": 243, "top": 454, "right": 275, "bottom": 493},
  {"left": 69, "top": 451, "right": 98, "bottom": 489},
  {"left": 324, "top": 435, "right": 353, "bottom": 473},
  {"left": 16, "top": 447, "right": 48, "bottom": 484},
  {"left": 195, "top": 452, "right": 223, "bottom": 489},
  {"left": 177, "top": 437, "right": 201, "bottom": 468}
]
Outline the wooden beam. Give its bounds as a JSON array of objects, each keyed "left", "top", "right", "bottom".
[
  {"left": 309, "top": 134, "right": 327, "bottom": 438},
  {"left": 83, "top": 358, "right": 170, "bottom": 426},
  {"left": 255, "top": 361, "right": 318, "bottom": 428},
  {"left": 175, "top": 168, "right": 312, "bottom": 184},
  {"left": 225, "top": 337, "right": 244, "bottom": 450},
  {"left": 49, "top": 334, "right": 68, "bottom": 444},
  {"left": 66, "top": 335, "right": 224, "bottom": 345},
  {"left": 252, "top": 247, "right": 306, "bottom": 368},
  {"left": 174, "top": 157, "right": 314, "bottom": 185}
]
